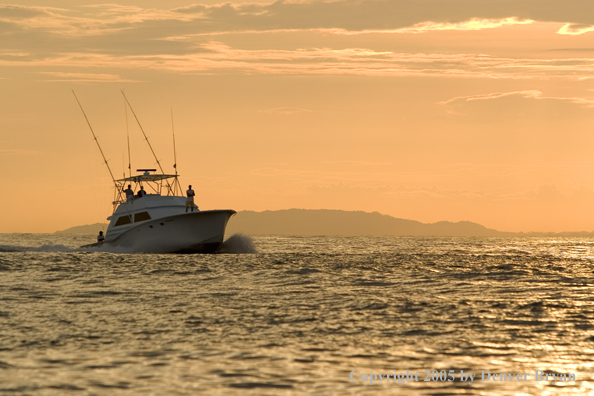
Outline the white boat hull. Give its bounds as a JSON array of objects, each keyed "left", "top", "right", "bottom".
[{"left": 83, "top": 210, "right": 235, "bottom": 253}]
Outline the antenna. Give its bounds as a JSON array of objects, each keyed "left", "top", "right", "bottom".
[
  {"left": 120, "top": 90, "right": 173, "bottom": 194},
  {"left": 72, "top": 90, "right": 117, "bottom": 188}
]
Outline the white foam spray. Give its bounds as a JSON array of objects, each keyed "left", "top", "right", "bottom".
[{"left": 217, "top": 234, "right": 257, "bottom": 254}]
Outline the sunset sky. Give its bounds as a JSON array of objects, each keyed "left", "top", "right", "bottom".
[{"left": 1, "top": 0, "right": 594, "bottom": 233}]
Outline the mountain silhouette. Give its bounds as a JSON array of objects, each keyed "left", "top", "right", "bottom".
[
  {"left": 55, "top": 209, "right": 594, "bottom": 237},
  {"left": 225, "top": 209, "right": 508, "bottom": 236}
]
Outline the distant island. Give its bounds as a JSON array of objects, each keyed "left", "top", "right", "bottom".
[
  {"left": 54, "top": 209, "right": 594, "bottom": 237},
  {"left": 55, "top": 223, "right": 108, "bottom": 235}
]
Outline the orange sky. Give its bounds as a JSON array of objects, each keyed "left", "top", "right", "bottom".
[{"left": 1, "top": 1, "right": 594, "bottom": 233}]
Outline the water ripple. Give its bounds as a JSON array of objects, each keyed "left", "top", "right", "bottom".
[{"left": 0, "top": 235, "right": 592, "bottom": 395}]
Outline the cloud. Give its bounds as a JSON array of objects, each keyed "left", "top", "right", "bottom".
[
  {"left": 0, "top": 4, "right": 194, "bottom": 36},
  {"left": 557, "top": 24, "right": 594, "bottom": 35},
  {"left": 0, "top": 42, "right": 594, "bottom": 79},
  {"left": 38, "top": 72, "right": 139, "bottom": 82},
  {"left": 0, "top": 149, "right": 37, "bottom": 155},
  {"left": 1, "top": 1, "right": 593, "bottom": 38},
  {"left": 259, "top": 107, "right": 312, "bottom": 114},
  {"left": 441, "top": 161, "right": 594, "bottom": 178},
  {"left": 322, "top": 161, "right": 393, "bottom": 167},
  {"left": 441, "top": 90, "right": 594, "bottom": 107},
  {"left": 157, "top": 17, "right": 535, "bottom": 43},
  {"left": 0, "top": 50, "right": 29, "bottom": 57},
  {"left": 379, "top": 182, "right": 594, "bottom": 202},
  {"left": 529, "top": 183, "right": 594, "bottom": 203},
  {"left": 383, "top": 17, "right": 534, "bottom": 34},
  {"left": 232, "top": 161, "right": 594, "bottom": 205},
  {"left": 171, "top": 0, "right": 594, "bottom": 35},
  {"left": 165, "top": 17, "right": 534, "bottom": 38},
  {"left": 1, "top": 43, "right": 592, "bottom": 80},
  {"left": 1, "top": 2, "right": 593, "bottom": 80},
  {"left": 547, "top": 48, "right": 594, "bottom": 53},
  {"left": 249, "top": 165, "right": 394, "bottom": 184},
  {"left": 0, "top": 5, "right": 48, "bottom": 19},
  {"left": 441, "top": 90, "right": 542, "bottom": 104}
]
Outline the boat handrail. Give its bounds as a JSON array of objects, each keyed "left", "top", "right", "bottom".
[{"left": 111, "top": 173, "right": 182, "bottom": 212}]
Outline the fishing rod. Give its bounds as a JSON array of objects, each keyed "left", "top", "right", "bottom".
[
  {"left": 72, "top": 90, "right": 118, "bottom": 188},
  {"left": 171, "top": 108, "right": 182, "bottom": 196},
  {"left": 124, "top": 93, "right": 132, "bottom": 178},
  {"left": 120, "top": 90, "right": 173, "bottom": 194}
]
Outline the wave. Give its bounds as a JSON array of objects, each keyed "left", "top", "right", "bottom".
[
  {"left": 0, "top": 244, "right": 79, "bottom": 253},
  {"left": 0, "top": 243, "right": 136, "bottom": 254}
]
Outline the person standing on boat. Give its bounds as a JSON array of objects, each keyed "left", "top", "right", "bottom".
[
  {"left": 97, "top": 231, "right": 105, "bottom": 243},
  {"left": 123, "top": 185, "right": 134, "bottom": 202},
  {"left": 137, "top": 185, "right": 146, "bottom": 198},
  {"left": 186, "top": 185, "right": 196, "bottom": 212}
]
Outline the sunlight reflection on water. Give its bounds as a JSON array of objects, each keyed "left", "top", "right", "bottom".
[{"left": 0, "top": 234, "right": 593, "bottom": 395}]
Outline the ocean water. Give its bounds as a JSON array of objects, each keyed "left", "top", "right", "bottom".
[{"left": 0, "top": 234, "right": 593, "bottom": 395}]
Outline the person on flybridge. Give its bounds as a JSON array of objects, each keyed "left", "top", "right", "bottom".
[
  {"left": 123, "top": 185, "right": 134, "bottom": 202},
  {"left": 97, "top": 231, "right": 105, "bottom": 243},
  {"left": 137, "top": 186, "right": 146, "bottom": 198},
  {"left": 186, "top": 185, "right": 196, "bottom": 212}
]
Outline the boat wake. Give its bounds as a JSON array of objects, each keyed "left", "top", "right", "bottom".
[
  {"left": 78, "top": 234, "right": 257, "bottom": 254},
  {"left": 0, "top": 242, "right": 128, "bottom": 253},
  {"left": 0, "top": 234, "right": 257, "bottom": 254},
  {"left": 0, "top": 244, "right": 79, "bottom": 253},
  {"left": 217, "top": 234, "right": 257, "bottom": 254},
  {"left": 0, "top": 243, "right": 142, "bottom": 254}
]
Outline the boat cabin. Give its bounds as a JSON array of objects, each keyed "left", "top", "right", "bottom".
[{"left": 104, "top": 169, "right": 189, "bottom": 241}]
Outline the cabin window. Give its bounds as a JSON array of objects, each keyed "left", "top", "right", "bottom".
[
  {"left": 134, "top": 212, "right": 152, "bottom": 222},
  {"left": 114, "top": 215, "right": 132, "bottom": 226}
]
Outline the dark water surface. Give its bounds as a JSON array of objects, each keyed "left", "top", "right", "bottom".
[{"left": 0, "top": 234, "right": 593, "bottom": 395}]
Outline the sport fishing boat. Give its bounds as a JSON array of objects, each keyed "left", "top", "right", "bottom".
[
  {"left": 83, "top": 170, "right": 235, "bottom": 253},
  {"left": 74, "top": 91, "right": 235, "bottom": 253}
]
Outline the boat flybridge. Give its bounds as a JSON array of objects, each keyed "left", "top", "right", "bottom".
[{"left": 89, "top": 169, "right": 236, "bottom": 253}]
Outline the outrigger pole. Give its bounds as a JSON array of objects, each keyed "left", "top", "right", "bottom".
[
  {"left": 171, "top": 108, "right": 182, "bottom": 195},
  {"left": 72, "top": 90, "right": 118, "bottom": 189},
  {"left": 124, "top": 93, "right": 132, "bottom": 179},
  {"left": 120, "top": 90, "right": 173, "bottom": 194}
]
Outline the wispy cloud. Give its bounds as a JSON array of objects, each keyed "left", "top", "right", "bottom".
[
  {"left": 440, "top": 90, "right": 542, "bottom": 104},
  {"left": 1, "top": 1, "right": 593, "bottom": 38},
  {"left": 393, "top": 17, "right": 534, "bottom": 34},
  {"left": 259, "top": 107, "right": 312, "bottom": 114},
  {"left": 0, "top": 149, "right": 37, "bottom": 155},
  {"left": 1, "top": 44, "right": 592, "bottom": 80},
  {"left": 322, "top": 161, "right": 393, "bottom": 167},
  {"left": 1, "top": 2, "right": 594, "bottom": 80},
  {"left": 0, "top": 51, "right": 29, "bottom": 57},
  {"left": 557, "top": 24, "right": 594, "bottom": 35},
  {"left": 163, "top": 17, "right": 534, "bottom": 38},
  {"left": 38, "top": 72, "right": 139, "bottom": 82},
  {"left": 0, "top": 4, "right": 194, "bottom": 36},
  {"left": 547, "top": 48, "right": 594, "bottom": 53},
  {"left": 247, "top": 164, "right": 594, "bottom": 203},
  {"left": 441, "top": 90, "right": 594, "bottom": 107},
  {"left": 171, "top": 1, "right": 594, "bottom": 35}
]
